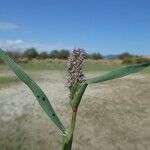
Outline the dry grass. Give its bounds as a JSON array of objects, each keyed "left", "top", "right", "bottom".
[{"left": 30, "top": 58, "right": 122, "bottom": 65}]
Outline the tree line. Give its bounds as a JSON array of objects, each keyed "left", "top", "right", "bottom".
[
  {"left": 5, "top": 48, "right": 103, "bottom": 60},
  {"left": 1, "top": 48, "right": 149, "bottom": 64},
  {"left": 118, "top": 52, "right": 150, "bottom": 64}
]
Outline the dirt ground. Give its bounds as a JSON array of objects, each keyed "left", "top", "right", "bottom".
[{"left": 0, "top": 70, "right": 150, "bottom": 150}]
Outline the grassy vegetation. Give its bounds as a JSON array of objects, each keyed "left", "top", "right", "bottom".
[
  {"left": 0, "top": 65, "right": 10, "bottom": 71},
  {"left": 141, "top": 67, "right": 150, "bottom": 73},
  {"left": 0, "top": 61, "right": 148, "bottom": 90},
  {"left": 0, "top": 61, "right": 149, "bottom": 73},
  {"left": 0, "top": 63, "right": 66, "bottom": 71},
  {"left": 0, "top": 63, "right": 121, "bottom": 71},
  {"left": 0, "top": 63, "right": 149, "bottom": 85},
  {"left": 0, "top": 77, "right": 19, "bottom": 84},
  {"left": 21, "top": 63, "right": 66, "bottom": 71},
  {"left": 85, "top": 64, "right": 121, "bottom": 72}
]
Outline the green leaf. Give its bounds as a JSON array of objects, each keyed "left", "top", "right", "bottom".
[
  {"left": 0, "top": 48, "right": 66, "bottom": 134},
  {"left": 85, "top": 62, "right": 150, "bottom": 84}
]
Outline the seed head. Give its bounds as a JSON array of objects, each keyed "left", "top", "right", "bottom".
[{"left": 66, "top": 49, "right": 85, "bottom": 91}]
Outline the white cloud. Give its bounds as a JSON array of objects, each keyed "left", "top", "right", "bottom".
[
  {"left": 0, "top": 40, "right": 74, "bottom": 52},
  {"left": 5, "top": 40, "right": 24, "bottom": 45},
  {"left": 0, "top": 23, "right": 19, "bottom": 30}
]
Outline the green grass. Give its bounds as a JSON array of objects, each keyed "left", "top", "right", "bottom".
[
  {"left": 0, "top": 63, "right": 66, "bottom": 71},
  {"left": 85, "top": 64, "right": 121, "bottom": 72},
  {"left": 0, "top": 63, "right": 120, "bottom": 72},
  {"left": 0, "top": 63, "right": 150, "bottom": 73},
  {"left": 0, "top": 77, "right": 19, "bottom": 84},
  {"left": 21, "top": 63, "right": 66, "bottom": 71},
  {"left": 20, "top": 63, "right": 150, "bottom": 73},
  {"left": 140, "top": 67, "right": 150, "bottom": 73},
  {"left": 85, "top": 63, "right": 150, "bottom": 73},
  {"left": 0, "top": 63, "right": 149, "bottom": 85}
]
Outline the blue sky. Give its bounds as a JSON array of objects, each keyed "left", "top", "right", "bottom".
[{"left": 0, "top": 0, "right": 150, "bottom": 55}]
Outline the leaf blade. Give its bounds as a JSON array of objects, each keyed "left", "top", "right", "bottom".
[
  {"left": 0, "top": 48, "right": 66, "bottom": 134},
  {"left": 85, "top": 62, "right": 150, "bottom": 84}
]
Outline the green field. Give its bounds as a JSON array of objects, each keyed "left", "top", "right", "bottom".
[
  {"left": 0, "top": 63, "right": 119, "bottom": 72},
  {"left": 0, "top": 62, "right": 149, "bottom": 85},
  {"left": 0, "top": 77, "right": 19, "bottom": 84},
  {"left": 0, "top": 62, "right": 150, "bottom": 72}
]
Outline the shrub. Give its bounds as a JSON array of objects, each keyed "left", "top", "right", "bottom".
[
  {"left": 23, "top": 48, "right": 39, "bottom": 59},
  {"left": 90, "top": 52, "right": 103, "bottom": 59},
  {"left": 49, "top": 50, "right": 59, "bottom": 58},
  {"left": 135, "top": 56, "right": 150, "bottom": 64},
  {"left": 39, "top": 51, "right": 49, "bottom": 59},
  {"left": 118, "top": 52, "right": 133, "bottom": 60},
  {"left": 57, "top": 49, "right": 70, "bottom": 59},
  {"left": 6, "top": 51, "right": 21, "bottom": 61},
  {"left": 122, "top": 56, "right": 150, "bottom": 64}
]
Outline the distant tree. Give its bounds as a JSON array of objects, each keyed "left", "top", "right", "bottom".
[
  {"left": 135, "top": 56, "right": 150, "bottom": 64},
  {"left": 118, "top": 52, "right": 133, "bottom": 60},
  {"left": 23, "top": 48, "right": 39, "bottom": 59},
  {"left": 57, "top": 49, "right": 70, "bottom": 59},
  {"left": 39, "top": 51, "right": 49, "bottom": 59},
  {"left": 49, "top": 50, "right": 59, "bottom": 58},
  {"left": 6, "top": 51, "right": 21, "bottom": 60},
  {"left": 122, "top": 56, "right": 150, "bottom": 64},
  {"left": 49, "top": 49, "right": 70, "bottom": 59},
  {"left": 90, "top": 52, "right": 103, "bottom": 59}
]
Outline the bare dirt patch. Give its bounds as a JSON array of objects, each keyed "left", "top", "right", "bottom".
[{"left": 0, "top": 71, "right": 150, "bottom": 150}]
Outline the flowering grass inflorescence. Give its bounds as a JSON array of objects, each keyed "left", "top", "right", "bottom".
[{"left": 66, "top": 49, "right": 85, "bottom": 99}]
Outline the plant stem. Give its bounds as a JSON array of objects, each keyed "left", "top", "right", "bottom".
[
  {"left": 62, "top": 83, "right": 87, "bottom": 149},
  {"left": 62, "top": 111, "right": 77, "bottom": 150}
]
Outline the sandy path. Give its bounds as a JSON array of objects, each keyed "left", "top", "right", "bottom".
[{"left": 0, "top": 71, "right": 150, "bottom": 150}]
